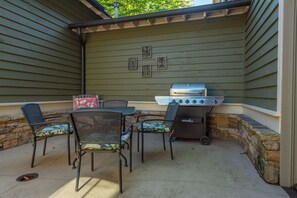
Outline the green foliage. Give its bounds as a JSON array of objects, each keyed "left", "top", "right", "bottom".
[{"left": 97, "top": 0, "right": 193, "bottom": 17}]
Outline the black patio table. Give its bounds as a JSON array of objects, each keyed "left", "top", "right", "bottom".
[
  {"left": 91, "top": 107, "right": 136, "bottom": 131},
  {"left": 98, "top": 107, "right": 136, "bottom": 116}
]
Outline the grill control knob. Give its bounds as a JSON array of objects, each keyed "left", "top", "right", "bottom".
[
  {"left": 213, "top": 100, "right": 218, "bottom": 104},
  {"left": 199, "top": 100, "right": 204, "bottom": 104},
  {"left": 185, "top": 99, "right": 189, "bottom": 104},
  {"left": 192, "top": 100, "right": 197, "bottom": 104},
  {"left": 178, "top": 99, "right": 183, "bottom": 103}
]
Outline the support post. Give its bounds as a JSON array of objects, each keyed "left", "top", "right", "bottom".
[{"left": 279, "top": 0, "right": 297, "bottom": 187}]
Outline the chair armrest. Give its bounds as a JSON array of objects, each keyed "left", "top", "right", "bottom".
[
  {"left": 122, "top": 124, "right": 133, "bottom": 135},
  {"left": 30, "top": 121, "right": 69, "bottom": 126},
  {"left": 44, "top": 115, "right": 62, "bottom": 119},
  {"left": 136, "top": 114, "right": 164, "bottom": 122}
]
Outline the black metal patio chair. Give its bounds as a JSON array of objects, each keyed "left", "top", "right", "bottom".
[
  {"left": 70, "top": 109, "right": 133, "bottom": 193},
  {"left": 136, "top": 102, "right": 179, "bottom": 162},
  {"left": 102, "top": 99, "right": 128, "bottom": 130},
  {"left": 21, "top": 103, "right": 72, "bottom": 168}
]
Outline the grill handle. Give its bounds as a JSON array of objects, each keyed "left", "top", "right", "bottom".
[
  {"left": 181, "top": 119, "right": 194, "bottom": 123},
  {"left": 172, "top": 91, "right": 204, "bottom": 95},
  {"left": 180, "top": 117, "right": 204, "bottom": 123}
]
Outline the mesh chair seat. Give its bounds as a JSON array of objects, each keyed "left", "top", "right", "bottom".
[
  {"left": 80, "top": 132, "right": 131, "bottom": 151},
  {"left": 35, "top": 124, "right": 72, "bottom": 137},
  {"left": 136, "top": 122, "right": 170, "bottom": 133}
]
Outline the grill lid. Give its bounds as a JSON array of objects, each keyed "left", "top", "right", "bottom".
[{"left": 170, "top": 84, "right": 206, "bottom": 96}]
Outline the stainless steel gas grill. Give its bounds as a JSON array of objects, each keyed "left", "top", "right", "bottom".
[{"left": 155, "top": 84, "right": 224, "bottom": 145}]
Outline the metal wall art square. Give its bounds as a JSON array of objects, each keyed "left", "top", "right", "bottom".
[
  {"left": 128, "top": 57, "right": 138, "bottom": 70},
  {"left": 142, "top": 65, "right": 152, "bottom": 78},
  {"left": 157, "top": 56, "right": 167, "bottom": 70},
  {"left": 142, "top": 46, "right": 152, "bottom": 59}
]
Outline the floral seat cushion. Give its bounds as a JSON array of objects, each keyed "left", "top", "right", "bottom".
[
  {"left": 80, "top": 132, "right": 131, "bottom": 151},
  {"left": 136, "top": 122, "right": 170, "bottom": 133},
  {"left": 36, "top": 124, "right": 72, "bottom": 137}
]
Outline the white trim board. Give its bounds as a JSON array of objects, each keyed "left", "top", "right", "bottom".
[
  {"left": 0, "top": 101, "right": 73, "bottom": 116},
  {"left": 0, "top": 101, "right": 280, "bottom": 132},
  {"left": 128, "top": 101, "right": 279, "bottom": 132}
]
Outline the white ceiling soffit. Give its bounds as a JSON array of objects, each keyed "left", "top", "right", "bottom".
[
  {"left": 82, "top": 6, "right": 249, "bottom": 33},
  {"left": 79, "top": 0, "right": 110, "bottom": 19}
]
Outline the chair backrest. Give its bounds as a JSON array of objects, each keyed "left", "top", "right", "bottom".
[
  {"left": 73, "top": 95, "right": 99, "bottom": 110},
  {"left": 164, "top": 102, "right": 179, "bottom": 122},
  {"left": 102, "top": 100, "right": 128, "bottom": 108},
  {"left": 21, "top": 103, "right": 45, "bottom": 131},
  {"left": 70, "top": 109, "right": 122, "bottom": 145}
]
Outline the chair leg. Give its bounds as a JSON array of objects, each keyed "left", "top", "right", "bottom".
[
  {"left": 67, "top": 133, "right": 71, "bottom": 165},
  {"left": 31, "top": 139, "right": 37, "bottom": 168},
  {"left": 169, "top": 137, "right": 174, "bottom": 160},
  {"left": 122, "top": 116, "right": 126, "bottom": 131},
  {"left": 42, "top": 137, "right": 47, "bottom": 156},
  {"left": 137, "top": 130, "right": 140, "bottom": 152},
  {"left": 129, "top": 126, "right": 133, "bottom": 172},
  {"left": 120, "top": 153, "right": 128, "bottom": 167},
  {"left": 141, "top": 131, "right": 144, "bottom": 163},
  {"left": 162, "top": 133, "right": 166, "bottom": 151},
  {"left": 75, "top": 151, "right": 82, "bottom": 192},
  {"left": 91, "top": 152, "right": 94, "bottom": 171},
  {"left": 74, "top": 136, "right": 77, "bottom": 153},
  {"left": 119, "top": 156, "right": 123, "bottom": 193}
]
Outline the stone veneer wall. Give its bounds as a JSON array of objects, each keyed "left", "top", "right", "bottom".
[
  {"left": 0, "top": 111, "right": 68, "bottom": 150},
  {"left": 127, "top": 111, "right": 280, "bottom": 184},
  {"left": 207, "top": 114, "right": 280, "bottom": 184},
  {"left": 0, "top": 110, "right": 280, "bottom": 184}
]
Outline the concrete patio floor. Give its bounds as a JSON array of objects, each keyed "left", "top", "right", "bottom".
[{"left": 0, "top": 134, "right": 289, "bottom": 198}]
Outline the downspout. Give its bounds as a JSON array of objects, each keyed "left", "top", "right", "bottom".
[{"left": 77, "top": 28, "right": 86, "bottom": 94}]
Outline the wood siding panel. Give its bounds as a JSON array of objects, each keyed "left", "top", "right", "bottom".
[
  {"left": 0, "top": 0, "right": 100, "bottom": 102},
  {"left": 244, "top": 0, "right": 278, "bottom": 111},
  {"left": 86, "top": 16, "right": 245, "bottom": 103}
]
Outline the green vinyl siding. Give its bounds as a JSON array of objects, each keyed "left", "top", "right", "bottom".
[
  {"left": 86, "top": 16, "right": 245, "bottom": 102},
  {"left": 0, "top": 0, "right": 100, "bottom": 103},
  {"left": 244, "top": 0, "right": 279, "bottom": 111}
]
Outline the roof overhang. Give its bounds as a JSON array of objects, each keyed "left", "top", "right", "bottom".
[
  {"left": 71, "top": 0, "right": 251, "bottom": 33},
  {"left": 79, "top": 0, "right": 111, "bottom": 19}
]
